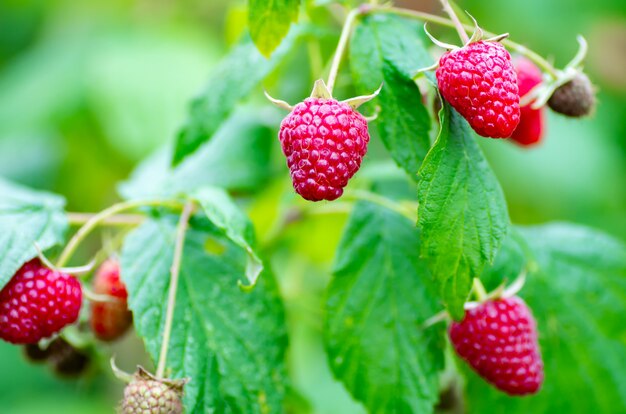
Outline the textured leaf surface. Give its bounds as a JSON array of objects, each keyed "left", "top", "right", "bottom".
[
  {"left": 350, "top": 14, "right": 433, "bottom": 179},
  {"left": 121, "top": 215, "right": 287, "bottom": 413},
  {"left": 417, "top": 103, "right": 509, "bottom": 318},
  {"left": 173, "top": 30, "right": 299, "bottom": 165},
  {"left": 325, "top": 201, "right": 445, "bottom": 414},
  {"left": 0, "top": 178, "right": 67, "bottom": 289},
  {"left": 193, "top": 187, "right": 262, "bottom": 287},
  {"left": 248, "top": 0, "right": 300, "bottom": 57},
  {"left": 466, "top": 223, "right": 626, "bottom": 414}
]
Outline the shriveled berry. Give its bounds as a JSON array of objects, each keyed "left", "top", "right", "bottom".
[
  {"left": 510, "top": 57, "right": 545, "bottom": 146},
  {"left": 436, "top": 41, "right": 520, "bottom": 138},
  {"left": 48, "top": 337, "right": 91, "bottom": 378},
  {"left": 23, "top": 342, "right": 53, "bottom": 363},
  {"left": 122, "top": 367, "right": 186, "bottom": 414},
  {"left": 0, "top": 259, "right": 82, "bottom": 344},
  {"left": 548, "top": 72, "right": 595, "bottom": 117},
  {"left": 278, "top": 98, "right": 370, "bottom": 201},
  {"left": 449, "top": 296, "right": 544, "bottom": 395},
  {"left": 90, "top": 259, "right": 132, "bottom": 342}
]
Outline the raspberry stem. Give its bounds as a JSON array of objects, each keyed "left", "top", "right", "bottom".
[
  {"left": 156, "top": 201, "right": 194, "bottom": 378},
  {"left": 362, "top": 5, "right": 560, "bottom": 79},
  {"left": 471, "top": 278, "right": 488, "bottom": 302},
  {"left": 439, "top": 0, "right": 469, "bottom": 44},
  {"left": 67, "top": 212, "right": 145, "bottom": 226},
  {"left": 261, "top": 192, "right": 417, "bottom": 249},
  {"left": 57, "top": 199, "right": 185, "bottom": 268},
  {"left": 326, "top": 8, "right": 360, "bottom": 94}
]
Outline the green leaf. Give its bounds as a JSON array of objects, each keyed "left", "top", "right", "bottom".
[
  {"left": 119, "top": 110, "right": 276, "bottom": 200},
  {"left": 173, "top": 29, "right": 300, "bottom": 166},
  {"left": 248, "top": 0, "right": 300, "bottom": 57},
  {"left": 417, "top": 103, "right": 509, "bottom": 319},
  {"left": 325, "top": 201, "right": 445, "bottom": 414},
  {"left": 121, "top": 215, "right": 288, "bottom": 413},
  {"left": 349, "top": 14, "right": 433, "bottom": 178},
  {"left": 193, "top": 186, "right": 263, "bottom": 288},
  {"left": 467, "top": 223, "right": 626, "bottom": 414},
  {"left": 0, "top": 178, "right": 67, "bottom": 289}
]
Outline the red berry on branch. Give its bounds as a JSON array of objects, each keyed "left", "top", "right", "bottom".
[
  {"left": 449, "top": 296, "right": 544, "bottom": 396},
  {"left": 510, "top": 57, "right": 545, "bottom": 146},
  {"left": 436, "top": 41, "right": 520, "bottom": 138},
  {"left": 278, "top": 97, "right": 370, "bottom": 201},
  {"left": 0, "top": 259, "right": 82, "bottom": 344},
  {"left": 90, "top": 259, "right": 133, "bottom": 342}
]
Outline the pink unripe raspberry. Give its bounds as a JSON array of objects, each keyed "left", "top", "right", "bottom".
[
  {"left": 449, "top": 296, "right": 544, "bottom": 396},
  {"left": 436, "top": 41, "right": 521, "bottom": 138},
  {"left": 278, "top": 97, "right": 370, "bottom": 201},
  {"left": 0, "top": 259, "right": 82, "bottom": 344}
]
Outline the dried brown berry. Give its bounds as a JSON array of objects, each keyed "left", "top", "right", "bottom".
[{"left": 548, "top": 72, "right": 595, "bottom": 117}]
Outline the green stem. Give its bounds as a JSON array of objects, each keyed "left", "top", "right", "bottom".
[
  {"left": 440, "top": 0, "right": 469, "bottom": 44},
  {"left": 57, "top": 199, "right": 184, "bottom": 268},
  {"left": 156, "top": 201, "right": 194, "bottom": 378},
  {"left": 472, "top": 278, "right": 488, "bottom": 302},
  {"left": 261, "top": 191, "right": 416, "bottom": 249},
  {"left": 67, "top": 212, "right": 145, "bottom": 226},
  {"left": 326, "top": 8, "right": 360, "bottom": 94},
  {"left": 365, "top": 6, "right": 560, "bottom": 79}
]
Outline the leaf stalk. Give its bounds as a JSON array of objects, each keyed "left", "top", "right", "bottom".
[{"left": 156, "top": 201, "right": 194, "bottom": 378}]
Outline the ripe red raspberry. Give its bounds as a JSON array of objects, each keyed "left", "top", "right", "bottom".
[
  {"left": 278, "top": 97, "right": 370, "bottom": 201},
  {"left": 436, "top": 41, "right": 520, "bottom": 138},
  {"left": 449, "top": 296, "right": 544, "bottom": 395},
  {"left": 0, "top": 259, "right": 82, "bottom": 344},
  {"left": 510, "top": 57, "right": 545, "bottom": 146},
  {"left": 90, "top": 259, "right": 132, "bottom": 342}
]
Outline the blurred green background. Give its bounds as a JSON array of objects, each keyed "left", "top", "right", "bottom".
[{"left": 0, "top": 0, "right": 624, "bottom": 412}]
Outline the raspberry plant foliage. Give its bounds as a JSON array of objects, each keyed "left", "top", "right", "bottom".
[{"left": 0, "top": 1, "right": 625, "bottom": 413}]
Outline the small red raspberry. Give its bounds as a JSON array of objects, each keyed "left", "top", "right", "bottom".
[
  {"left": 278, "top": 97, "right": 370, "bottom": 201},
  {"left": 510, "top": 57, "right": 545, "bottom": 146},
  {"left": 122, "top": 367, "right": 186, "bottom": 414},
  {"left": 90, "top": 259, "right": 133, "bottom": 342},
  {"left": 449, "top": 296, "right": 544, "bottom": 396},
  {"left": 0, "top": 259, "right": 82, "bottom": 344},
  {"left": 436, "top": 41, "right": 520, "bottom": 138}
]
